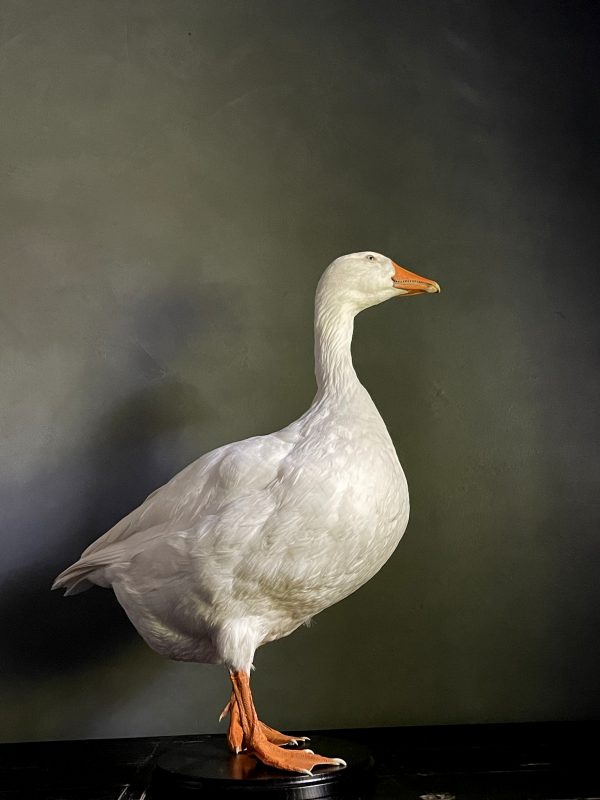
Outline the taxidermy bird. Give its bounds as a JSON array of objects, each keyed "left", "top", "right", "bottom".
[{"left": 53, "top": 252, "right": 440, "bottom": 774}]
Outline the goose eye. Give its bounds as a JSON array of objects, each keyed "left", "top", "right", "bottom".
[{"left": 367, "top": 255, "right": 375, "bottom": 262}]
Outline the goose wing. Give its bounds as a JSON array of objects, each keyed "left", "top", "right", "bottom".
[{"left": 80, "top": 430, "right": 297, "bottom": 559}]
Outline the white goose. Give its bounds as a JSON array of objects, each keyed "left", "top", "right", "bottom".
[{"left": 53, "top": 251, "right": 440, "bottom": 773}]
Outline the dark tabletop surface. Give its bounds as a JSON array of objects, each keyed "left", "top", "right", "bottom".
[{"left": 0, "top": 721, "right": 598, "bottom": 799}]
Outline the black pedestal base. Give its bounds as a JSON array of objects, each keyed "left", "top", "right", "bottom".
[{"left": 151, "top": 735, "right": 374, "bottom": 798}]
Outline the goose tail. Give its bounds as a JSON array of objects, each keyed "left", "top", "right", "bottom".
[
  {"left": 52, "top": 563, "right": 96, "bottom": 596},
  {"left": 52, "top": 548, "right": 121, "bottom": 596}
]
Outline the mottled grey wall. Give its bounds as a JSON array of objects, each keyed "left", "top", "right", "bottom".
[{"left": 1, "top": 0, "right": 599, "bottom": 742}]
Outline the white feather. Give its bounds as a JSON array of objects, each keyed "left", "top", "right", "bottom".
[{"left": 53, "top": 252, "right": 438, "bottom": 673}]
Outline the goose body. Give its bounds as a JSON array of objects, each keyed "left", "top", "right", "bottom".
[{"left": 54, "top": 251, "right": 439, "bottom": 773}]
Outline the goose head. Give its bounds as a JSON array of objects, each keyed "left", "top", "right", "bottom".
[{"left": 319, "top": 251, "right": 440, "bottom": 313}]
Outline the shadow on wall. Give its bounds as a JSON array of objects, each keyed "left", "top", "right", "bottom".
[{"left": 1, "top": 378, "right": 209, "bottom": 682}]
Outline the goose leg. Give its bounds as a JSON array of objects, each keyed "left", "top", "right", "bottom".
[
  {"left": 220, "top": 694, "right": 245, "bottom": 753},
  {"left": 228, "top": 670, "right": 346, "bottom": 775},
  {"left": 220, "top": 692, "right": 309, "bottom": 751}
]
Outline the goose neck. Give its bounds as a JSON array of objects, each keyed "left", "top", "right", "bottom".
[{"left": 314, "top": 293, "right": 358, "bottom": 395}]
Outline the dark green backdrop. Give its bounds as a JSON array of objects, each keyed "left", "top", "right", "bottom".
[{"left": 1, "top": 0, "right": 599, "bottom": 741}]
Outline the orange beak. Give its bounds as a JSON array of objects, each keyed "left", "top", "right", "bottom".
[{"left": 392, "top": 262, "right": 440, "bottom": 296}]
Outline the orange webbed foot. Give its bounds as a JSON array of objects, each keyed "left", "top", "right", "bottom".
[
  {"left": 259, "top": 720, "right": 310, "bottom": 747},
  {"left": 226, "top": 670, "right": 346, "bottom": 775},
  {"left": 246, "top": 736, "right": 345, "bottom": 775},
  {"left": 220, "top": 692, "right": 311, "bottom": 751}
]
